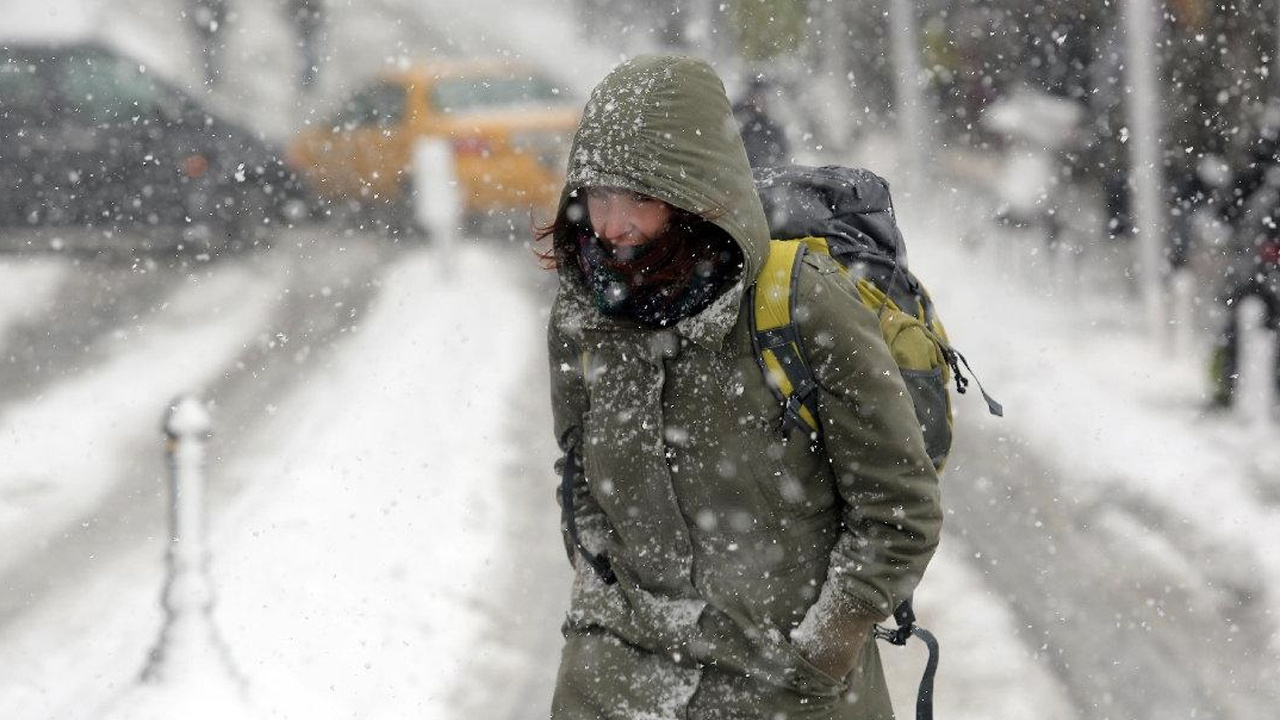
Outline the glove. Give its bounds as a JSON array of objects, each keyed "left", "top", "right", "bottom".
[{"left": 790, "top": 590, "right": 879, "bottom": 681}]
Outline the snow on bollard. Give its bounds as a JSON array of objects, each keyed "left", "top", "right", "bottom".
[
  {"left": 1170, "top": 268, "right": 1197, "bottom": 361},
  {"left": 1048, "top": 230, "right": 1073, "bottom": 299},
  {"left": 98, "top": 396, "right": 261, "bottom": 720},
  {"left": 1237, "top": 296, "right": 1280, "bottom": 479},
  {"left": 412, "top": 137, "right": 463, "bottom": 271}
]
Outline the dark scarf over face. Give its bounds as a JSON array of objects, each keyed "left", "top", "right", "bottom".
[{"left": 575, "top": 219, "right": 744, "bottom": 328}]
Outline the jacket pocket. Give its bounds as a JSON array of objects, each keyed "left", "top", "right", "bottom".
[
  {"left": 899, "top": 366, "right": 951, "bottom": 468},
  {"left": 762, "top": 624, "right": 850, "bottom": 698},
  {"left": 746, "top": 429, "right": 837, "bottom": 522},
  {"left": 877, "top": 303, "right": 954, "bottom": 470}
]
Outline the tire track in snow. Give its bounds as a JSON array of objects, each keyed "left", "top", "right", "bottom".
[{"left": 0, "top": 253, "right": 185, "bottom": 412}]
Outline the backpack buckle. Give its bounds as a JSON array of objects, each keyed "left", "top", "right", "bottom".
[
  {"left": 873, "top": 598, "right": 918, "bottom": 646},
  {"left": 873, "top": 622, "right": 914, "bottom": 646},
  {"left": 780, "top": 394, "right": 807, "bottom": 434}
]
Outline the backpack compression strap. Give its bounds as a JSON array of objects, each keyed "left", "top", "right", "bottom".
[{"left": 751, "top": 240, "right": 822, "bottom": 438}]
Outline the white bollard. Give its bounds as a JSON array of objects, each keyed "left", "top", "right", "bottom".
[
  {"left": 1237, "top": 297, "right": 1277, "bottom": 438},
  {"left": 1048, "top": 228, "right": 1073, "bottom": 300},
  {"left": 988, "top": 216, "right": 1019, "bottom": 282},
  {"left": 1170, "top": 268, "right": 1197, "bottom": 362},
  {"left": 412, "top": 137, "right": 463, "bottom": 270},
  {"left": 98, "top": 396, "right": 260, "bottom": 720}
]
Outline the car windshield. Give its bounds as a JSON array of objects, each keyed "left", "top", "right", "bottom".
[
  {"left": 430, "top": 76, "right": 564, "bottom": 113},
  {"left": 0, "top": 59, "right": 45, "bottom": 116},
  {"left": 329, "top": 82, "right": 405, "bottom": 129},
  {"left": 57, "top": 50, "right": 168, "bottom": 124}
]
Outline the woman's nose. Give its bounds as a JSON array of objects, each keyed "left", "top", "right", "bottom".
[
  {"left": 595, "top": 205, "right": 627, "bottom": 241},
  {"left": 597, "top": 218, "right": 640, "bottom": 249}
]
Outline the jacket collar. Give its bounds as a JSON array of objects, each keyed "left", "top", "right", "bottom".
[{"left": 553, "top": 273, "right": 745, "bottom": 352}]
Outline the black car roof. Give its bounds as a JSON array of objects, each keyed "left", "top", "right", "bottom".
[
  {"left": 0, "top": 38, "right": 277, "bottom": 147},
  {"left": 2, "top": 39, "right": 194, "bottom": 100},
  {"left": 1, "top": 39, "right": 113, "bottom": 60},
  {"left": 0, "top": 39, "right": 180, "bottom": 88}
]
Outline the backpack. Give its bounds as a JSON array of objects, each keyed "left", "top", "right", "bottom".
[
  {"left": 751, "top": 164, "right": 1001, "bottom": 463},
  {"left": 751, "top": 164, "right": 1002, "bottom": 720}
]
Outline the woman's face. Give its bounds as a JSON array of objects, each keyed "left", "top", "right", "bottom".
[{"left": 585, "top": 188, "right": 672, "bottom": 251}]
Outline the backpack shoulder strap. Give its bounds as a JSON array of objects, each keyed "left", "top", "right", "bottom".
[{"left": 751, "top": 239, "right": 822, "bottom": 438}]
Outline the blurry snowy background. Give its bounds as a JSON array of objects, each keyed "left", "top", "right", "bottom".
[{"left": 1, "top": 1, "right": 1279, "bottom": 718}]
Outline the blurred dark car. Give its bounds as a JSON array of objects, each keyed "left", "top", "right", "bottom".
[{"left": 0, "top": 40, "right": 308, "bottom": 253}]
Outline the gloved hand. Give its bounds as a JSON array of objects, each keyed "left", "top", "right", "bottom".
[{"left": 789, "top": 589, "right": 879, "bottom": 681}]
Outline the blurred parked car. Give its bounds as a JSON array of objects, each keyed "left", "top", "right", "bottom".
[
  {"left": 0, "top": 40, "right": 308, "bottom": 252},
  {"left": 286, "top": 60, "right": 578, "bottom": 231}
]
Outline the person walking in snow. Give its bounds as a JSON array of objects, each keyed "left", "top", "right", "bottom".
[
  {"left": 1208, "top": 136, "right": 1280, "bottom": 409},
  {"left": 285, "top": 0, "right": 323, "bottom": 91},
  {"left": 732, "top": 74, "right": 790, "bottom": 167},
  {"left": 538, "top": 55, "right": 942, "bottom": 719},
  {"left": 1208, "top": 238, "right": 1280, "bottom": 408},
  {"left": 187, "top": 0, "right": 228, "bottom": 86}
]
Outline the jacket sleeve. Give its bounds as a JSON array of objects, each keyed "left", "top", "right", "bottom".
[
  {"left": 796, "top": 259, "right": 943, "bottom": 622},
  {"left": 548, "top": 315, "right": 610, "bottom": 565}
]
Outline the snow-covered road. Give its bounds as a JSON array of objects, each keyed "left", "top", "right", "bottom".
[
  {"left": 3, "top": 205, "right": 1277, "bottom": 719},
  {"left": 4, "top": 0, "right": 1279, "bottom": 717}
]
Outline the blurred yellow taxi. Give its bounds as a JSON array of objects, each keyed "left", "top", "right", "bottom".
[{"left": 287, "top": 60, "right": 579, "bottom": 226}]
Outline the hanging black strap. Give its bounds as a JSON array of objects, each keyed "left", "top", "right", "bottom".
[
  {"left": 558, "top": 447, "right": 616, "bottom": 585},
  {"left": 942, "top": 345, "right": 1004, "bottom": 418},
  {"left": 874, "top": 598, "right": 939, "bottom": 720},
  {"left": 909, "top": 626, "right": 940, "bottom": 720}
]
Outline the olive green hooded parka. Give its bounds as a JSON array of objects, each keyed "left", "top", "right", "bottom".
[{"left": 547, "top": 55, "right": 942, "bottom": 720}]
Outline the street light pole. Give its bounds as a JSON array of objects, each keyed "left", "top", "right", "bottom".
[
  {"left": 888, "top": 0, "right": 929, "bottom": 201},
  {"left": 1120, "top": 0, "right": 1169, "bottom": 335}
]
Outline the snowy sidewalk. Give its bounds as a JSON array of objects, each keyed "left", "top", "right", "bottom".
[
  {"left": 892, "top": 178, "right": 1280, "bottom": 714},
  {"left": 910, "top": 200, "right": 1280, "bottom": 597}
]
